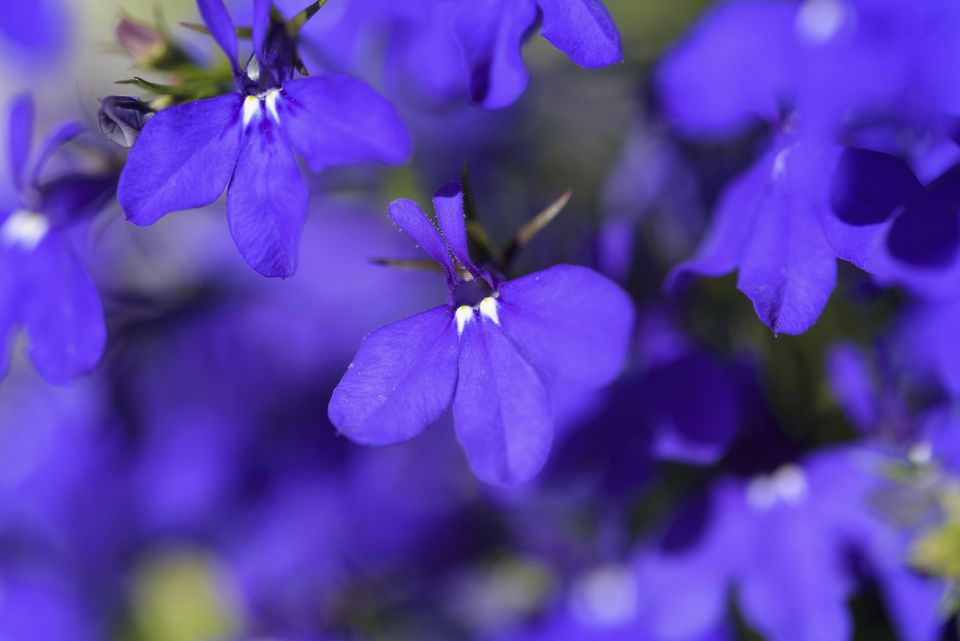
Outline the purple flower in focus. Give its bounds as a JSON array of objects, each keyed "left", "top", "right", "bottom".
[
  {"left": 0, "top": 95, "right": 114, "bottom": 384},
  {"left": 329, "top": 182, "right": 634, "bottom": 486},
  {"left": 117, "top": 0, "right": 412, "bottom": 278}
]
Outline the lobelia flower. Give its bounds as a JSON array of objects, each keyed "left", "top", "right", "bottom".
[
  {"left": 0, "top": 95, "right": 114, "bottom": 384},
  {"left": 290, "top": 0, "right": 623, "bottom": 110},
  {"left": 669, "top": 136, "right": 842, "bottom": 334},
  {"left": 632, "top": 447, "right": 946, "bottom": 641},
  {"left": 116, "top": 0, "right": 412, "bottom": 278},
  {"left": 659, "top": 0, "right": 960, "bottom": 332},
  {"left": 328, "top": 182, "right": 634, "bottom": 486},
  {"left": 448, "top": 0, "right": 624, "bottom": 109}
]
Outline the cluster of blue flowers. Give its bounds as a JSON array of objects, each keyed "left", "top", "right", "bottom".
[{"left": 3, "top": 0, "right": 960, "bottom": 640}]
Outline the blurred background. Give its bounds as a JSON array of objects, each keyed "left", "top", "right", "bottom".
[{"left": 1, "top": 1, "right": 958, "bottom": 641}]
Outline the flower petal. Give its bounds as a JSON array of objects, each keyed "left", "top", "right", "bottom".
[
  {"left": 37, "top": 173, "right": 116, "bottom": 227},
  {"left": 536, "top": 0, "right": 623, "bottom": 67},
  {"left": 453, "top": 316, "right": 553, "bottom": 486},
  {"left": 8, "top": 94, "right": 32, "bottom": 192},
  {"left": 387, "top": 198, "right": 456, "bottom": 277},
  {"left": 498, "top": 265, "right": 634, "bottom": 386},
  {"left": 829, "top": 148, "right": 924, "bottom": 226},
  {"left": 655, "top": 0, "right": 794, "bottom": 137},
  {"left": 118, "top": 94, "right": 243, "bottom": 226},
  {"left": 329, "top": 305, "right": 460, "bottom": 445},
  {"left": 23, "top": 232, "right": 105, "bottom": 384},
  {"left": 29, "top": 121, "right": 85, "bottom": 186},
  {"left": 736, "top": 167, "right": 838, "bottom": 335},
  {"left": 433, "top": 182, "right": 478, "bottom": 274},
  {"left": 197, "top": 0, "right": 240, "bottom": 73},
  {"left": 886, "top": 164, "right": 960, "bottom": 269},
  {"left": 666, "top": 158, "right": 765, "bottom": 290},
  {"left": 252, "top": 0, "right": 271, "bottom": 62},
  {"left": 450, "top": 0, "right": 539, "bottom": 109},
  {"left": 226, "top": 117, "right": 307, "bottom": 278},
  {"left": 277, "top": 75, "right": 411, "bottom": 172}
]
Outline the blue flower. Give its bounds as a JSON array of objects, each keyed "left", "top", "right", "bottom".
[
  {"left": 117, "top": 0, "right": 412, "bottom": 278},
  {"left": 449, "top": 0, "right": 623, "bottom": 109},
  {"left": 670, "top": 137, "right": 841, "bottom": 334},
  {"left": 633, "top": 448, "right": 945, "bottom": 641},
  {"left": 289, "top": 0, "right": 623, "bottom": 110},
  {"left": 328, "top": 182, "right": 634, "bottom": 486},
  {"left": 0, "top": 95, "right": 113, "bottom": 384}
]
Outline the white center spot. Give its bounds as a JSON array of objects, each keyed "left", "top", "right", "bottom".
[
  {"left": 479, "top": 297, "right": 500, "bottom": 325},
  {"left": 242, "top": 90, "right": 283, "bottom": 128},
  {"left": 242, "top": 95, "right": 262, "bottom": 127},
  {"left": 796, "top": 0, "right": 847, "bottom": 45},
  {"left": 2, "top": 211, "right": 49, "bottom": 250},
  {"left": 908, "top": 441, "right": 933, "bottom": 466},
  {"left": 456, "top": 305, "right": 474, "bottom": 336},
  {"left": 746, "top": 463, "right": 809, "bottom": 510},
  {"left": 570, "top": 565, "right": 639, "bottom": 629}
]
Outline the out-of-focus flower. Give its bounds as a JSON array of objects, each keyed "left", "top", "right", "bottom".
[
  {"left": 448, "top": 0, "right": 623, "bottom": 109},
  {"left": 0, "top": 0, "right": 68, "bottom": 67},
  {"left": 286, "top": 0, "right": 622, "bottom": 110},
  {"left": 670, "top": 137, "right": 840, "bottom": 334},
  {"left": 0, "top": 95, "right": 115, "bottom": 384},
  {"left": 659, "top": 0, "right": 960, "bottom": 333},
  {"left": 116, "top": 0, "right": 411, "bottom": 278},
  {"left": 329, "top": 182, "right": 634, "bottom": 486},
  {"left": 632, "top": 447, "right": 945, "bottom": 641}
]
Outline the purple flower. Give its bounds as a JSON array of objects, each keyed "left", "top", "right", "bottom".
[
  {"left": 670, "top": 137, "right": 841, "bottom": 335},
  {"left": 825, "top": 147, "right": 960, "bottom": 297},
  {"left": 633, "top": 447, "right": 945, "bottom": 641},
  {"left": 117, "top": 0, "right": 412, "bottom": 278},
  {"left": 656, "top": 0, "right": 955, "bottom": 139},
  {"left": 0, "top": 0, "right": 68, "bottom": 66},
  {"left": 328, "top": 182, "right": 634, "bottom": 486},
  {"left": 292, "top": 0, "right": 623, "bottom": 110},
  {"left": 449, "top": 0, "right": 623, "bottom": 109},
  {"left": 0, "top": 95, "right": 113, "bottom": 384}
]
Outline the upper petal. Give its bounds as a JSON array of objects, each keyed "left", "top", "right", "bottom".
[
  {"left": 329, "top": 305, "right": 460, "bottom": 445},
  {"left": 118, "top": 94, "right": 243, "bottom": 226},
  {"left": 453, "top": 314, "right": 553, "bottom": 486},
  {"left": 197, "top": 0, "right": 241, "bottom": 73},
  {"left": 450, "top": 0, "right": 539, "bottom": 109},
  {"left": 226, "top": 116, "right": 307, "bottom": 278},
  {"left": 433, "top": 182, "right": 478, "bottom": 275},
  {"left": 655, "top": 0, "right": 795, "bottom": 137},
  {"left": 498, "top": 265, "right": 634, "bottom": 387},
  {"left": 277, "top": 75, "right": 411, "bottom": 172},
  {"left": 29, "top": 121, "right": 85, "bottom": 186},
  {"left": 536, "top": 0, "right": 623, "bottom": 68},
  {"left": 8, "top": 94, "right": 33, "bottom": 192},
  {"left": 252, "top": 0, "right": 271, "bottom": 63},
  {"left": 388, "top": 197, "right": 456, "bottom": 277},
  {"left": 22, "top": 232, "right": 105, "bottom": 384}
]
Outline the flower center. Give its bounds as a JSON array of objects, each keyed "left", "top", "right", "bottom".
[
  {"left": 1, "top": 211, "right": 50, "bottom": 250},
  {"left": 746, "top": 463, "right": 809, "bottom": 510},
  {"left": 242, "top": 89, "right": 281, "bottom": 127}
]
